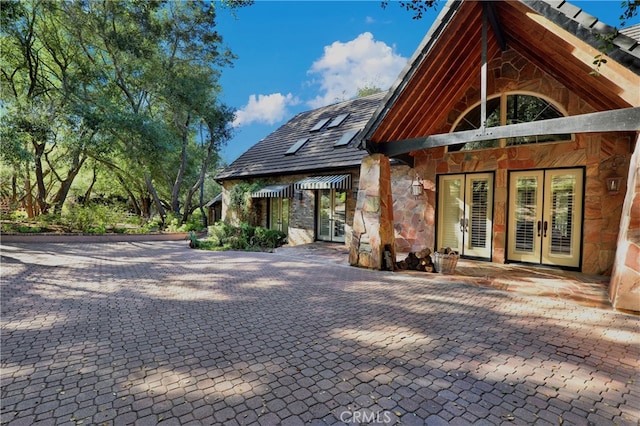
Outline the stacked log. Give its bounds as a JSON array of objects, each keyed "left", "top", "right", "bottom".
[{"left": 396, "top": 248, "right": 435, "bottom": 272}]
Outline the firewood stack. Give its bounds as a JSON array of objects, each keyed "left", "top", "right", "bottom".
[{"left": 396, "top": 248, "right": 435, "bottom": 272}]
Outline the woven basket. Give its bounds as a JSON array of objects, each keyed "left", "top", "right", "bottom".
[{"left": 433, "top": 252, "right": 460, "bottom": 274}]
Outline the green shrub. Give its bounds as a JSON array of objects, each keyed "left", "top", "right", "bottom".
[
  {"left": 196, "top": 222, "right": 286, "bottom": 251},
  {"left": 18, "top": 225, "right": 40, "bottom": 233},
  {"left": 251, "top": 227, "right": 287, "bottom": 249},
  {"left": 10, "top": 210, "right": 28, "bottom": 221}
]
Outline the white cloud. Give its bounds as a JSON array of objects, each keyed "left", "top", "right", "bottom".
[
  {"left": 306, "top": 32, "right": 408, "bottom": 108},
  {"left": 232, "top": 93, "right": 300, "bottom": 127}
]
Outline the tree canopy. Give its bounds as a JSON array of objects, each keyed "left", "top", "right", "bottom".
[{"left": 1, "top": 0, "right": 251, "bottom": 223}]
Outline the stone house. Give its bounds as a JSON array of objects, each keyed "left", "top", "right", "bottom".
[
  {"left": 215, "top": 92, "right": 387, "bottom": 247},
  {"left": 349, "top": 0, "right": 639, "bottom": 311}
]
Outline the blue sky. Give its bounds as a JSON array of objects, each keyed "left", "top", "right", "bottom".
[{"left": 214, "top": 1, "right": 636, "bottom": 165}]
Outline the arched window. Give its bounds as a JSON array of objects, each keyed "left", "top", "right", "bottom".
[{"left": 449, "top": 93, "right": 572, "bottom": 152}]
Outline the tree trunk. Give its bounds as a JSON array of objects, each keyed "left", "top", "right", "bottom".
[
  {"left": 23, "top": 167, "right": 34, "bottom": 218},
  {"left": 145, "top": 171, "right": 166, "bottom": 221},
  {"left": 51, "top": 153, "right": 87, "bottom": 215},
  {"left": 33, "top": 141, "right": 49, "bottom": 214},
  {"left": 171, "top": 112, "right": 191, "bottom": 216},
  {"left": 83, "top": 165, "right": 98, "bottom": 206}
]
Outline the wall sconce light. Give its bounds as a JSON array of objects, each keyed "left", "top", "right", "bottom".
[
  {"left": 605, "top": 176, "right": 622, "bottom": 195},
  {"left": 411, "top": 172, "right": 424, "bottom": 198},
  {"left": 605, "top": 155, "right": 623, "bottom": 195},
  {"left": 352, "top": 188, "right": 359, "bottom": 199},
  {"left": 296, "top": 190, "right": 304, "bottom": 201}
]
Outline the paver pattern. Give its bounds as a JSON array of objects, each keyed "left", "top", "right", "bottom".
[{"left": 1, "top": 241, "right": 638, "bottom": 425}]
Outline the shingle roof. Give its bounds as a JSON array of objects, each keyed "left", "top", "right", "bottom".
[
  {"left": 527, "top": 0, "right": 640, "bottom": 67},
  {"left": 620, "top": 24, "right": 640, "bottom": 43},
  {"left": 216, "top": 91, "right": 387, "bottom": 181}
]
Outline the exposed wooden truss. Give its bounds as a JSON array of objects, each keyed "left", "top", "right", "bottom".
[{"left": 368, "top": 108, "right": 640, "bottom": 157}]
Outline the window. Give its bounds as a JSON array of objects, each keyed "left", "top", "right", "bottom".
[
  {"left": 449, "top": 93, "right": 571, "bottom": 152},
  {"left": 333, "top": 129, "right": 359, "bottom": 148},
  {"left": 327, "top": 113, "right": 349, "bottom": 128},
  {"left": 285, "top": 138, "right": 309, "bottom": 155},
  {"left": 310, "top": 118, "right": 331, "bottom": 132}
]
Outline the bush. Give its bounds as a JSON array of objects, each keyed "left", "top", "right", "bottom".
[
  {"left": 194, "top": 222, "right": 286, "bottom": 251},
  {"left": 251, "top": 227, "right": 287, "bottom": 250}
]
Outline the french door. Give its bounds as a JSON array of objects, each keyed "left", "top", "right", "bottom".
[
  {"left": 437, "top": 173, "right": 493, "bottom": 259},
  {"left": 269, "top": 198, "right": 289, "bottom": 235},
  {"left": 317, "top": 189, "right": 346, "bottom": 243},
  {"left": 507, "top": 169, "right": 583, "bottom": 268}
]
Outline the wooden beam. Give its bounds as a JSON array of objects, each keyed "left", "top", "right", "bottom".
[
  {"left": 368, "top": 108, "right": 640, "bottom": 157},
  {"left": 486, "top": 2, "right": 507, "bottom": 51}
]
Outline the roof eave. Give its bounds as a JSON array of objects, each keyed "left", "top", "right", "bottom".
[{"left": 357, "top": 0, "right": 462, "bottom": 151}]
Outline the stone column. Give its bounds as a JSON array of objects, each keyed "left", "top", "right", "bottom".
[
  {"left": 349, "top": 154, "right": 395, "bottom": 270},
  {"left": 609, "top": 134, "right": 640, "bottom": 312}
]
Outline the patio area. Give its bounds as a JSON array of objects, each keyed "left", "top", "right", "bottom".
[{"left": 276, "top": 243, "right": 616, "bottom": 312}]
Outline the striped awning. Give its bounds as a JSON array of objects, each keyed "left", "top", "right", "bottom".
[
  {"left": 250, "top": 184, "right": 293, "bottom": 198},
  {"left": 295, "top": 174, "right": 352, "bottom": 190}
]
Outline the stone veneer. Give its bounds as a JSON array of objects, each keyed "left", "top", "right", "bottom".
[
  {"left": 350, "top": 154, "right": 395, "bottom": 269},
  {"left": 609, "top": 135, "right": 640, "bottom": 312},
  {"left": 390, "top": 164, "right": 433, "bottom": 254}
]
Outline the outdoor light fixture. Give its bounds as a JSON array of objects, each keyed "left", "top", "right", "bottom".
[
  {"left": 297, "top": 190, "right": 304, "bottom": 201},
  {"left": 411, "top": 172, "right": 424, "bottom": 198},
  {"left": 605, "top": 155, "right": 624, "bottom": 195},
  {"left": 605, "top": 176, "right": 622, "bottom": 194}
]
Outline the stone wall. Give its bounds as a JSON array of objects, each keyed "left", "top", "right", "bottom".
[
  {"left": 350, "top": 154, "right": 395, "bottom": 269},
  {"left": 390, "top": 164, "right": 433, "bottom": 254},
  {"left": 609, "top": 135, "right": 640, "bottom": 312},
  {"left": 405, "top": 134, "right": 632, "bottom": 274}
]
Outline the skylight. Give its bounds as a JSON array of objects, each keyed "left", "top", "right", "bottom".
[
  {"left": 327, "top": 113, "right": 349, "bottom": 128},
  {"left": 310, "top": 118, "right": 330, "bottom": 132},
  {"left": 333, "top": 129, "right": 359, "bottom": 148},
  {"left": 285, "top": 138, "right": 309, "bottom": 155}
]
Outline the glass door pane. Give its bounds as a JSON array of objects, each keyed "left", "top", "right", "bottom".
[
  {"left": 281, "top": 198, "right": 289, "bottom": 235},
  {"left": 542, "top": 169, "right": 582, "bottom": 267},
  {"left": 317, "top": 189, "right": 332, "bottom": 241},
  {"left": 464, "top": 174, "right": 493, "bottom": 258},
  {"left": 269, "top": 198, "right": 281, "bottom": 231},
  {"left": 333, "top": 191, "right": 346, "bottom": 243},
  {"left": 508, "top": 171, "right": 543, "bottom": 263},
  {"left": 437, "top": 175, "right": 464, "bottom": 253}
]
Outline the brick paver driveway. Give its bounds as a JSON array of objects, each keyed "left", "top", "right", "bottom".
[{"left": 1, "top": 241, "right": 638, "bottom": 425}]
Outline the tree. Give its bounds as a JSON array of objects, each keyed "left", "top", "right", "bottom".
[
  {"left": 356, "top": 84, "right": 384, "bottom": 98},
  {"left": 0, "top": 0, "right": 107, "bottom": 215},
  {"left": 383, "top": 0, "right": 637, "bottom": 26},
  {"left": 381, "top": 0, "right": 438, "bottom": 20},
  {"left": 1, "top": 0, "right": 251, "bottom": 224}
]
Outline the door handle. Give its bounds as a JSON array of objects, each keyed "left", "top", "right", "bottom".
[
  {"left": 459, "top": 218, "right": 469, "bottom": 232},
  {"left": 459, "top": 218, "right": 465, "bottom": 232},
  {"left": 543, "top": 221, "right": 548, "bottom": 238},
  {"left": 537, "top": 220, "right": 542, "bottom": 237}
]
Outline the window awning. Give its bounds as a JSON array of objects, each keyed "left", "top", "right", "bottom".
[
  {"left": 295, "top": 174, "right": 352, "bottom": 190},
  {"left": 249, "top": 184, "right": 293, "bottom": 198},
  {"left": 204, "top": 193, "right": 222, "bottom": 207}
]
